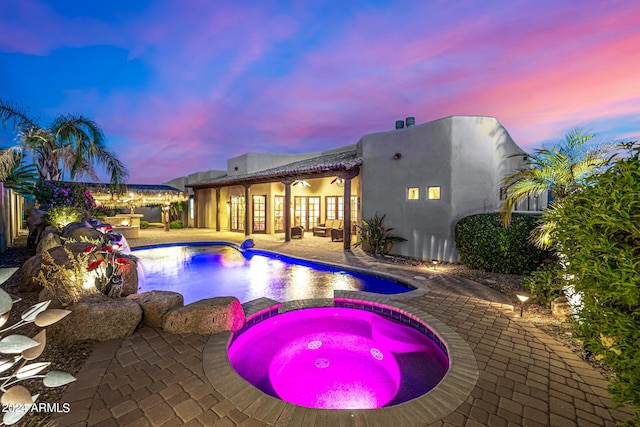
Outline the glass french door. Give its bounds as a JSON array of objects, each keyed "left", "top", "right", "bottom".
[
  {"left": 274, "top": 196, "right": 284, "bottom": 232},
  {"left": 252, "top": 195, "right": 266, "bottom": 233},
  {"left": 230, "top": 195, "right": 245, "bottom": 232},
  {"left": 294, "top": 196, "right": 320, "bottom": 231}
]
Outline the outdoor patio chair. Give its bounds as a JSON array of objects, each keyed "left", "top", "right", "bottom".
[
  {"left": 291, "top": 226, "right": 304, "bottom": 239},
  {"left": 313, "top": 219, "right": 343, "bottom": 237},
  {"left": 331, "top": 227, "right": 344, "bottom": 242}
]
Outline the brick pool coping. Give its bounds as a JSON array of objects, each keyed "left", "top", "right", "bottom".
[{"left": 202, "top": 291, "right": 479, "bottom": 425}]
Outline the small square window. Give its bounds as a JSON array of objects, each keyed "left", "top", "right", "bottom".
[
  {"left": 428, "top": 186, "right": 441, "bottom": 200},
  {"left": 407, "top": 187, "right": 420, "bottom": 200}
]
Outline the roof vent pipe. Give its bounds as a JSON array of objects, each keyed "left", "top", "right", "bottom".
[
  {"left": 405, "top": 116, "right": 416, "bottom": 127},
  {"left": 395, "top": 120, "right": 405, "bottom": 130}
]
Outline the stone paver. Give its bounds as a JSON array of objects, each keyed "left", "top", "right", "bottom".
[{"left": 50, "top": 228, "right": 634, "bottom": 426}]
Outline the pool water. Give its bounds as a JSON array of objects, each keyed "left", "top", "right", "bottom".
[
  {"left": 228, "top": 306, "right": 450, "bottom": 409},
  {"left": 132, "top": 243, "right": 413, "bottom": 304}
]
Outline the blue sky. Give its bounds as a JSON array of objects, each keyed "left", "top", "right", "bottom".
[{"left": 1, "top": 0, "right": 639, "bottom": 183}]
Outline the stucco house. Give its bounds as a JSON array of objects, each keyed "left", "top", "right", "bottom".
[{"left": 167, "top": 116, "right": 545, "bottom": 262}]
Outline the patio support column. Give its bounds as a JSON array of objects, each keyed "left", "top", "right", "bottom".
[
  {"left": 283, "top": 179, "right": 293, "bottom": 242},
  {"left": 341, "top": 169, "right": 359, "bottom": 250},
  {"left": 243, "top": 184, "right": 250, "bottom": 236},
  {"left": 343, "top": 178, "right": 352, "bottom": 250},
  {"left": 215, "top": 188, "right": 221, "bottom": 232},
  {"left": 193, "top": 190, "right": 199, "bottom": 228}
]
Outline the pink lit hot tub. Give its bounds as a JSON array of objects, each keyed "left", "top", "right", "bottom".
[{"left": 227, "top": 305, "right": 449, "bottom": 409}]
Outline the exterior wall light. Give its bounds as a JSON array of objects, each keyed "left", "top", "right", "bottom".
[
  {"left": 407, "top": 187, "right": 420, "bottom": 200},
  {"left": 394, "top": 153, "right": 402, "bottom": 159},
  {"left": 428, "top": 186, "right": 441, "bottom": 200},
  {"left": 516, "top": 291, "right": 531, "bottom": 317}
]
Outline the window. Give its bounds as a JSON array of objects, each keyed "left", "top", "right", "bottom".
[
  {"left": 407, "top": 187, "right": 420, "bottom": 200},
  {"left": 326, "top": 196, "right": 357, "bottom": 222},
  {"left": 189, "top": 197, "right": 194, "bottom": 220},
  {"left": 428, "top": 186, "right": 441, "bottom": 200},
  {"left": 274, "top": 196, "right": 284, "bottom": 232}
]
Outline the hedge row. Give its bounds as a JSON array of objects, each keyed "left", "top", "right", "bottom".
[{"left": 455, "top": 212, "right": 544, "bottom": 274}]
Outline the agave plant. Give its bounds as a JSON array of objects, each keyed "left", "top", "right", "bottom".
[
  {"left": 0, "top": 288, "right": 75, "bottom": 426},
  {"left": 353, "top": 213, "right": 407, "bottom": 256}
]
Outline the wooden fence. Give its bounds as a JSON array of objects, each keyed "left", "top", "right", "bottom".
[{"left": 0, "top": 183, "right": 25, "bottom": 253}]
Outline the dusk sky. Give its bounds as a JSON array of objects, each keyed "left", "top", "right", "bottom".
[{"left": 1, "top": 0, "right": 639, "bottom": 184}]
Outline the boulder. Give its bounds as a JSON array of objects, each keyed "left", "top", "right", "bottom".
[
  {"left": 18, "top": 255, "right": 43, "bottom": 293},
  {"left": 36, "top": 226, "right": 62, "bottom": 255},
  {"left": 36, "top": 242, "right": 102, "bottom": 306},
  {"left": 127, "top": 291, "right": 184, "bottom": 328},
  {"left": 47, "top": 294, "right": 142, "bottom": 344},
  {"left": 62, "top": 224, "right": 102, "bottom": 242},
  {"left": 46, "top": 241, "right": 94, "bottom": 265},
  {"left": 26, "top": 209, "right": 45, "bottom": 233},
  {"left": 162, "top": 297, "right": 245, "bottom": 335},
  {"left": 551, "top": 296, "right": 573, "bottom": 321}
]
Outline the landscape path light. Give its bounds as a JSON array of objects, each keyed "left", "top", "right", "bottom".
[{"left": 515, "top": 291, "right": 531, "bottom": 317}]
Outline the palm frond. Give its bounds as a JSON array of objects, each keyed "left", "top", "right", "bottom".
[{"left": 0, "top": 99, "right": 40, "bottom": 130}]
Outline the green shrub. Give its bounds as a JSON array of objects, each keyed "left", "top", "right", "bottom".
[
  {"left": 41, "top": 206, "right": 88, "bottom": 231},
  {"left": 523, "top": 262, "right": 566, "bottom": 307},
  {"left": 555, "top": 145, "right": 640, "bottom": 422},
  {"left": 455, "top": 212, "right": 545, "bottom": 274},
  {"left": 169, "top": 220, "right": 183, "bottom": 229},
  {"left": 90, "top": 205, "right": 111, "bottom": 221},
  {"left": 140, "top": 221, "right": 149, "bottom": 229}
]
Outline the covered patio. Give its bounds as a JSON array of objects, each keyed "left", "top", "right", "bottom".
[{"left": 187, "top": 150, "right": 362, "bottom": 250}]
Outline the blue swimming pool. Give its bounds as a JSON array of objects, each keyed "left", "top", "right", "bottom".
[{"left": 132, "top": 243, "right": 413, "bottom": 304}]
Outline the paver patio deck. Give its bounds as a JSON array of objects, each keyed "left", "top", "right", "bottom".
[{"left": 51, "top": 228, "right": 632, "bottom": 426}]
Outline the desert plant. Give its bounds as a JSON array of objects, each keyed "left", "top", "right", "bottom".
[
  {"left": 169, "top": 220, "right": 183, "bottom": 229},
  {"left": 554, "top": 143, "right": 640, "bottom": 422},
  {"left": 353, "top": 213, "right": 407, "bottom": 256},
  {"left": 34, "top": 247, "right": 95, "bottom": 307},
  {"left": 41, "top": 206, "right": 88, "bottom": 231},
  {"left": 522, "top": 262, "right": 566, "bottom": 307},
  {"left": 0, "top": 288, "right": 76, "bottom": 425},
  {"left": 455, "top": 212, "right": 545, "bottom": 274}
]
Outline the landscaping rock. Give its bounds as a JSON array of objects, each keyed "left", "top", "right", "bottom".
[
  {"left": 35, "top": 226, "right": 61, "bottom": 255},
  {"left": 62, "top": 224, "right": 102, "bottom": 242},
  {"left": 47, "top": 294, "right": 142, "bottom": 344},
  {"left": 127, "top": 291, "right": 184, "bottom": 327},
  {"left": 162, "top": 297, "right": 245, "bottom": 334},
  {"left": 551, "top": 296, "right": 572, "bottom": 321},
  {"left": 18, "top": 255, "right": 43, "bottom": 292}
]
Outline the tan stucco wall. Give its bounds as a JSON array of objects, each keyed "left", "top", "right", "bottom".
[{"left": 360, "top": 116, "right": 526, "bottom": 262}]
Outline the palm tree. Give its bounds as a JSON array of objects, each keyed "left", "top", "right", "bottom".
[
  {"left": 0, "top": 145, "right": 22, "bottom": 181},
  {"left": 0, "top": 99, "right": 128, "bottom": 189},
  {"left": 1, "top": 153, "right": 38, "bottom": 198},
  {"left": 500, "top": 129, "right": 615, "bottom": 247}
]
